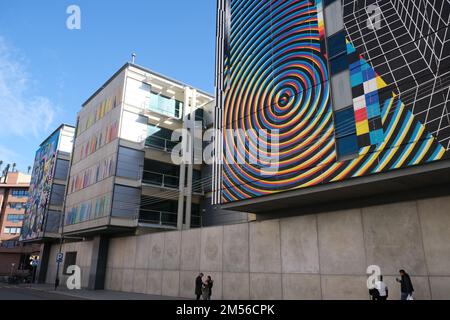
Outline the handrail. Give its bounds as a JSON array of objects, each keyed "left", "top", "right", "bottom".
[
  {"left": 142, "top": 170, "right": 179, "bottom": 188},
  {"left": 145, "top": 134, "right": 179, "bottom": 152},
  {"left": 139, "top": 209, "right": 202, "bottom": 228}
]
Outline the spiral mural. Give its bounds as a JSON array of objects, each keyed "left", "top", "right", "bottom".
[{"left": 219, "top": 0, "right": 449, "bottom": 203}]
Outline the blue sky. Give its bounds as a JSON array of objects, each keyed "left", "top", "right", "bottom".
[{"left": 0, "top": 0, "right": 216, "bottom": 173}]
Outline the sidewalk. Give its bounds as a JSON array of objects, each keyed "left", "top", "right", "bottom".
[{"left": 18, "top": 283, "right": 188, "bottom": 300}]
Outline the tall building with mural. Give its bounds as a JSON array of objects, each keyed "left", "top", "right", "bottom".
[
  {"left": 202, "top": 0, "right": 450, "bottom": 299},
  {"left": 20, "top": 124, "right": 75, "bottom": 282},
  {"left": 213, "top": 0, "right": 450, "bottom": 208}
]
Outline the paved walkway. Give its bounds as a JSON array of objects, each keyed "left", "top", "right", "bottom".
[{"left": 10, "top": 283, "right": 188, "bottom": 300}]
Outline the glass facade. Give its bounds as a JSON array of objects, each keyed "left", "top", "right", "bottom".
[{"left": 148, "top": 92, "right": 183, "bottom": 119}]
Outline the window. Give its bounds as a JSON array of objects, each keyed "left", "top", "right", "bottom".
[
  {"left": 327, "top": 30, "right": 347, "bottom": 59},
  {"left": 4, "top": 227, "right": 21, "bottom": 234},
  {"left": 334, "top": 107, "right": 359, "bottom": 159},
  {"left": 324, "top": 0, "right": 344, "bottom": 37},
  {"left": 148, "top": 92, "right": 183, "bottom": 119},
  {"left": 63, "top": 252, "right": 77, "bottom": 275},
  {"left": 54, "top": 159, "right": 70, "bottom": 180},
  {"left": 325, "top": 6, "right": 348, "bottom": 75},
  {"left": 8, "top": 202, "right": 26, "bottom": 210},
  {"left": 145, "top": 125, "right": 178, "bottom": 151},
  {"left": 7, "top": 214, "right": 24, "bottom": 223},
  {"left": 331, "top": 70, "right": 353, "bottom": 110},
  {"left": 329, "top": 53, "right": 348, "bottom": 75},
  {"left": 49, "top": 184, "right": 66, "bottom": 206},
  {"left": 11, "top": 189, "right": 29, "bottom": 197}
]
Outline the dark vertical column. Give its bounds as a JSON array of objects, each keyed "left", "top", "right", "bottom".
[
  {"left": 88, "top": 235, "right": 109, "bottom": 290},
  {"left": 36, "top": 242, "right": 51, "bottom": 283}
]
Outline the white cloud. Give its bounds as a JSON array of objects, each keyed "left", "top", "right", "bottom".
[{"left": 0, "top": 36, "right": 57, "bottom": 138}]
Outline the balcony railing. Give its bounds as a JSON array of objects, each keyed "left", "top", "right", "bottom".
[
  {"left": 139, "top": 209, "right": 178, "bottom": 227},
  {"left": 139, "top": 209, "right": 202, "bottom": 228},
  {"left": 142, "top": 170, "right": 179, "bottom": 189},
  {"left": 145, "top": 135, "right": 179, "bottom": 153}
]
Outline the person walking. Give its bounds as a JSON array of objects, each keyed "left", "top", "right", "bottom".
[
  {"left": 396, "top": 269, "right": 414, "bottom": 300},
  {"left": 202, "top": 276, "right": 211, "bottom": 300},
  {"left": 207, "top": 275, "right": 214, "bottom": 300},
  {"left": 376, "top": 275, "right": 388, "bottom": 301},
  {"left": 195, "top": 273, "right": 204, "bottom": 300}
]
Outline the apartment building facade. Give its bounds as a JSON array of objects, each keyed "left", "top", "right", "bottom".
[
  {"left": 39, "top": 63, "right": 229, "bottom": 289},
  {"left": 0, "top": 171, "right": 33, "bottom": 275}
]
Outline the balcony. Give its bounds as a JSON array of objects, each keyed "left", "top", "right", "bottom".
[
  {"left": 145, "top": 135, "right": 178, "bottom": 153},
  {"left": 139, "top": 209, "right": 178, "bottom": 228},
  {"left": 139, "top": 209, "right": 202, "bottom": 228},
  {"left": 142, "top": 170, "right": 179, "bottom": 189}
]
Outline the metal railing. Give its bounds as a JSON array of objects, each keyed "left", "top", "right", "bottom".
[
  {"left": 139, "top": 209, "right": 178, "bottom": 227},
  {"left": 145, "top": 135, "right": 179, "bottom": 153},
  {"left": 142, "top": 170, "right": 179, "bottom": 189},
  {"left": 139, "top": 209, "right": 202, "bottom": 228}
]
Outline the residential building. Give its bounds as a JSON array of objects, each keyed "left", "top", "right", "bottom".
[{"left": 0, "top": 171, "right": 34, "bottom": 276}]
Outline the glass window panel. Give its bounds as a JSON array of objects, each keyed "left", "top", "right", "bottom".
[
  {"left": 330, "top": 53, "right": 349, "bottom": 75},
  {"left": 327, "top": 30, "right": 347, "bottom": 59}
]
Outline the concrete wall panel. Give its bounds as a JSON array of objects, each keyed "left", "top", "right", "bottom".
[
  {"left": 362, "top": 201, "right": 427, "bottom": 275},
  {"left": 200, "top": 226, "right": 223, "bottom": 272},
  {"left": 181, "top": 229, "right": 201, "bottom": 271},
  {"left": 280, "top": 215, "right": 319, "bottom": 273},
  {"left": 250, "top": 273, "right": 282, "bottom": 300},
  {"left": 132, "top": 269, "right": 147, "bottom": 294},
  {"left": 146, "top": 270, "right": 163, "bottom": 295},
  {"left": 418, "top": 196, "right": 450, "bottom": 276},
  {"left": 249, "top": 220, "right": 281, "bottom": 273},
  {"left": 162, "top": 270, "right": 180, "bottom": 297},
  {"left": 318, "top": 209, "right": 366, "bottom": 275},
  {"left": 223, "top": 272, "right": 250, "bottom": 300},
  {"left": 282, "top": 274, "right": 322, "bottom": 300},
  {"left": 321, "top": 276, "right": 368, "bottom": 300},
  {"left": 430, "top": 277, "right": 450, "bottom": 300},
  {"left": 163, "top": 232, "right": 181, "bottom": 270},
  {"left": 223, "top": 223, "right": 249, "bottom": 273},
  {"left": 148, "top": 233, "right": 165, "bottom": 270}
]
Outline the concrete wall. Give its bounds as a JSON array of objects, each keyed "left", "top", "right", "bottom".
[
  {"left": 63, "top": 195, "right": 450, "bottom": 299},
  {"left": 45, "top": 240, "right": 94, "bottom": 288}
]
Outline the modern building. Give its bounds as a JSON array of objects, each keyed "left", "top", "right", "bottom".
[
  {"left": 41, "top": 63, "right": 229, "bottom": 288},
  {"left": 20, "top": 124, "right": 75, "bottom": 282},
  {"left": 207, "top": 0, "right": 450, "bottom": 299},
  {"left": 0, "top": 170, "right": 34, "bottom": 276}
]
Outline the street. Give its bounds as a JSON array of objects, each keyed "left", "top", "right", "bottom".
[{"left": 0, "top": 284, "right": 83, "bottom": 300}]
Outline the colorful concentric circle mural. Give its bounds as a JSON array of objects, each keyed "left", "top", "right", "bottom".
[{"left": 219, "top": 0, "right": 449, "bottom": 203}]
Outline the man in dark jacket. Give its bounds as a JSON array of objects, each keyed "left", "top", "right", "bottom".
[
  {"left": 195, "top": 273, "right": 204, "bottom": 300},
  {"left": 396, "top": 269, "right": 414, "bottom": 300}
]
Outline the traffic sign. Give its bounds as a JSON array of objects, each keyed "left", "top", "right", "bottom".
[{"left": 56, "top": 252, "right": 64, "bottom": 263}]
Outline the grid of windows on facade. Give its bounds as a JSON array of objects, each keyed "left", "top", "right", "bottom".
[
  {"left": 324, "top": 0, "right": 359, "bottom": 159},
  {"left": 8, "top": 202, "right": 26, "bottom": 210},
  {"left": 6, "top": 214, "right": 24, "bottom": 223},
  {"left": 4, "top": 227, "right": 21, "bottom": 234},
  {"left": 11, "top": 189, "right": 29, "bottom": 197}
]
